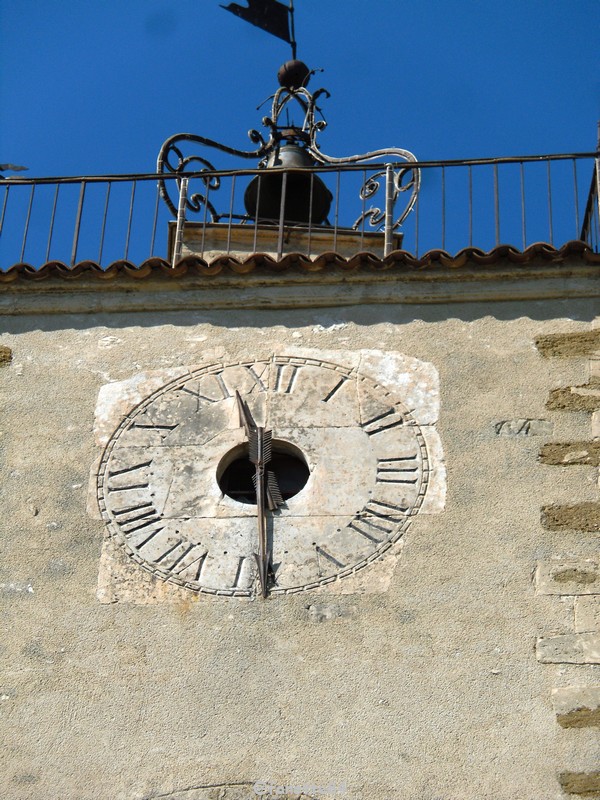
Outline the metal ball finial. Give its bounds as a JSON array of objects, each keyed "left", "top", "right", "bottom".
[{"left": 277, "top": 60, "right": 310, "bottom": 90}]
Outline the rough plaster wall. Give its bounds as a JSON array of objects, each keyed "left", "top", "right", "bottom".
[{"left": 1, "top": 303, "right": 599, "bottom": 800}]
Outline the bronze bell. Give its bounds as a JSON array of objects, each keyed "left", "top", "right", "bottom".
[{"left": 244, "top": 143, "right": 332, "bottom": 226}]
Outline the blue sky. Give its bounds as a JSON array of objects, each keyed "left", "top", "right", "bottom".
[
  {"left": 1, "top": 0, "right": 599, "bottom": 178},
  {"left": 0, "top": 1, "right": 598, "bottom": 265}
]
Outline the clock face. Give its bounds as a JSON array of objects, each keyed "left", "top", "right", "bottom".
[{"left": 97, "top": 356, "right": 429, "bottom": 597}]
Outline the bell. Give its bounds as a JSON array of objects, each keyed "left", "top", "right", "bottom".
[{"left": 244, "top": 143, "right": 332, "bottom": 226}]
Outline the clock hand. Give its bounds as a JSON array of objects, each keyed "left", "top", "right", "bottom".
[
  {"left": 251, "top": 426, "right": 271, "bottom": 599},
  {"left": 235, "top": 391, "right": 283, "bottom": 598},
  {"left": 236, "top": 390, "right": 257, "bottom": 437},
  {"left": 265, "top": 469, "right": 284, "bottom": 512}
]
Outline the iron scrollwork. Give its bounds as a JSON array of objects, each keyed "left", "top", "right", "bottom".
[
  {"left": 157, "top": 130, "right": 269, "bottom": 219},
  {"left": 157, "top": 65, "right": 420, "bottom": 233},
  {"left": 346, "top": 156, "right": 420, "bottom": 232}
]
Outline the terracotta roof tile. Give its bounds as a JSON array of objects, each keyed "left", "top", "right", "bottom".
[{"left": 0, "top": 241, "right": 598, "bottom": 283}]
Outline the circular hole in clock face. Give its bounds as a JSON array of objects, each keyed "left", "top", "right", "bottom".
[{"left": 217, "top": 440, "right": 310, "bottom": 505}]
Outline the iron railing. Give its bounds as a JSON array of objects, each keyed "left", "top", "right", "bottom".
[{"left": 0, "top": 152, "right": 598, "bottom": 271}]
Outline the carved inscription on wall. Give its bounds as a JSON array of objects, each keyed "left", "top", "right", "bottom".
[{"left": 494, "top": 419, "right": 553, "bottom": 437}]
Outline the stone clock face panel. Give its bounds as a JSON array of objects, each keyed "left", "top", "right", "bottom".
[{"left": 97, "top": 354, "right": 440, "bottom": 597}]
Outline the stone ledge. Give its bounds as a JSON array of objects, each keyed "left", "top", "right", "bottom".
[
  {"left": 552, "top": 687, "right": 600, "bottom": 728},
  {"left": 536, "top": 633, "right": 600, "bottom": 664},
  {"left": 1, "top": 258, "right": 600, "bottom": 315},
  {"left": 536, "top": 561, "right": 600, "bottom": 595}
]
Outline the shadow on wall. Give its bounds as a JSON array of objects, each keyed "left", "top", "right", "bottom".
[{"left": 2, "top": 298, "right": 599, "bottom": 336}]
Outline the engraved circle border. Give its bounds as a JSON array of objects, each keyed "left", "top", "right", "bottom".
[{"left": 97, "top": 356, "right": 430, "bottom": 597}]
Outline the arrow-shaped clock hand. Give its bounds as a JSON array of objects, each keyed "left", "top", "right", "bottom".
[
  {"left": 235, "top": 391, "right": 284, "bottom": 598},
  {"left": 236, "top": 390, "right": 256, "bottom": 438}
]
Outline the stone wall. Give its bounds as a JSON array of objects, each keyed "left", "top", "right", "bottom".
[{"left": 1, "top": 272, "right": 599, "bottom": 800}]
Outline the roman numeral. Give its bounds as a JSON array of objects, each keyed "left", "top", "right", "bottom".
[
  {"left": 109, "top": 501, "right": 164, "bottom": 547},
  {"left": 376, "top": 457, "right": 419, "bottom": 484},
  {"left": 349, "top": 516, "right": 392, "bottom": 542},
  {"left": 349, "top": 498, "right": 409, "bottom": 543},
  {"left": 179, "top": 372, "right": 230, "bottom": 404},
  {"left": 112, "top": 502, "right": 154, "bottom": 516},
  {"left": 169, "top": 543, "right": 195, "bottom": 571},
  {"left": 180, "top": 364, "right": 268, "bottom": 407},
  {"left": 232, "top": 556, "right": 248, "bottom": 588},
  {"left": 321, "top": 376, "right": 349, "bottom": 403},
  {"left": 108, "top": 460, "right": 152, "bottom": 478},
  {"left": 161, "top": 545, "right": 209, "bottom": 582},
  {"left": 181, "top": 549, "right": 208, "bottom": 582},
  {"left": 118, "top": 511, "right": 162, "bottom": 535},
  {"left": 243, "top": 363, "right": 268, "bottom": 393},
  {"left": 106, "top": 481, "right": 149, "bottom": 493},
  {"left": 153, "top": 538, "right": 187, "bottom": 565},
  {"left": 365, "top": 499, "right": 410, "bottom": 517},
  {"left": 315, "top": 545, "right": 346, "bottom": 575},
  {"left": 273, "top": 363, "right": 301, "bottom": 394},
  {"left": 179, "top": 384, "right": 218, "bottom": 402},
  {"left": 231, "top": 556, "right": 254, "bottom": 589},
  {"left": 106, "top": 460, "right": 152, "bottom": 493},
  {"left": 112, "top": 502, "right": 157, "bottom": 529},
  {"left": 362, "top": 408, "right": 404, "bottom": 436},
  {"left": 131, "top": 525, "right": 165, "bottom": 551},
  {"left": 171, "top": 545, "right": 207, "bottom": 578},
  {"left": 127, "top": 422, "right": 179, "bottom": 440}
]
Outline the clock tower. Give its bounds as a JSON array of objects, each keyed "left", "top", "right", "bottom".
[{"left": 1, "top": 49, "right": 599, "bottom": 800}]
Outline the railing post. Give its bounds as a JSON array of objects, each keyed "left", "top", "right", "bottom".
[
  {"left": 277, "top": 171, "right": 288, "bottom": 260},
  {"left": 70, "top": 181, "right": 86, "bottom": 266},
  {"left": 384, "top": 163, "right": 394, "bottom": 257},
  {"left": 595, "top": 124, "right": 600, "bottom": 248},
  {"left": 172, "top": 177, "right": 188, "bottom": 268}
]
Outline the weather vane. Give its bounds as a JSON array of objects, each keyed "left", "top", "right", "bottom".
[
  {"left": 156, "top": 1, "right": 420, "bottom": 241},
  {"left": 220, "top": 0, "right": 297, "bottom": 59}
]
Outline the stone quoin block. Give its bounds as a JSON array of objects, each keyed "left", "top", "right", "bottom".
[
  {"left": 535, "top": 561, "right": 600, "bottom": 595},
  {"left": 546, "top": 381, "right": 600, "bottom": 413},
  {"left": 0, "top": 344, "right": 12, "bottom": 365},
  {"left": 535, "top": 330, "right": 600, "bottom": 358},
  {"left": 536, "top": 633, "right": 600, "bottom": 664},
  {"left": 558, "top": 771, "right": 600, "bottom": 796},
  {"left": 541, "top": 503, "right": 600, "bottom": 532},
  {"left": 575, "top": 596, "right": 600, "bottom": 633},
  {"left": 539, "top": 441, "right": 600, "bottom": 466},
  {"left": 552, "top": 687, "right": 600, "bottom": 728}
]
